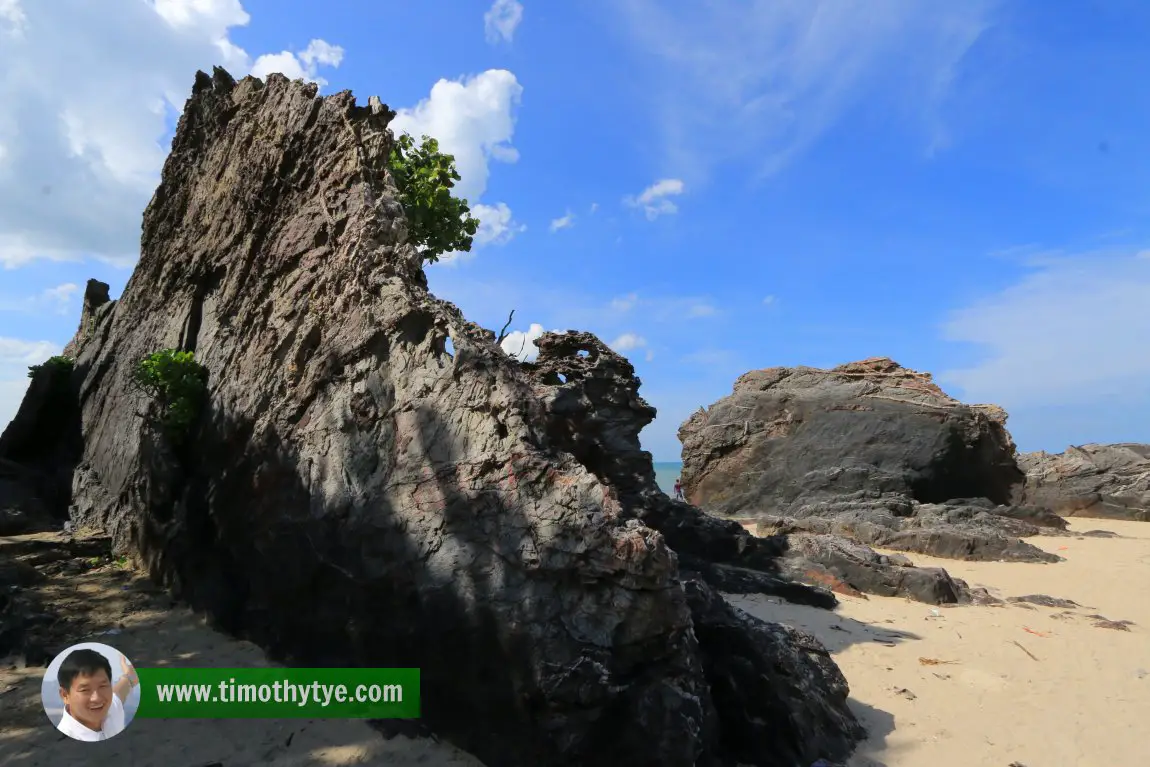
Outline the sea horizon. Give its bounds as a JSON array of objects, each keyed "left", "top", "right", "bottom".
[{"left": 652, "top": 461, "right": 683, "bottom": 495}]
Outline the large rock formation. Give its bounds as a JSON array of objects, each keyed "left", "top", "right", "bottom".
[
  {"left": 526, "top": 335, "right": 991, "bottom": 604},
  {"left": 680, "top": 358, "right": 1065, "bottom": 564},
  {"left": 0, "top": 69, "right": 865, "bottom": 766},
  {"left": 1018, "top": 445, "right": 1150, "bottom": 522}
]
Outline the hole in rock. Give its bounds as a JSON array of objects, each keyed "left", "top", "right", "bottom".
[
  {"left": 576, "top": 349, "right": 590, "bottom": 358},
  {"left": 444, "top": 337, "right": 455, "bottom": 359},
  {"left": 556, "top": 373, "right": 567, "bottom": 384}
]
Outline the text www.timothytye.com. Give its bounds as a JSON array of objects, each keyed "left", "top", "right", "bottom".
[{"left": 155, "top": 679, "right": 403, "bottom": 707}]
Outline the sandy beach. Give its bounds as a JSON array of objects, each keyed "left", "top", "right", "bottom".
[
  {"left": 0, "top": 532, "right": 485, "bottom": 767},
  {"left": 3, "top": 519, "right": 1147, "bottom": 766},
  {"left": 731, "top": 518, "right": 1150, "bottom": 767}
]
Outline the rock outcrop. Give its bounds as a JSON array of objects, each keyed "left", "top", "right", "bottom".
[
  {"left": 680, "top": 358, "right": 1063, "bottom": 564},
  {"left": 2, "top": 69, "right": 863, "bottom": 766},
  {"left": 1017, "top": 445, "right": 1150, "bottom": 522},
  {"left": 0, "top": 352, "right": 85, "bottom": 533},
  {"left": 526, "top": 334, "right": 985, "bottom": 604}
]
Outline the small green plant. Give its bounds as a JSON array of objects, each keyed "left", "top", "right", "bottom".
[
  {"left": 130, "top": 349, "right": 209, "bottom": 439},
  {"left": 27, "top": 355, "right": 74, "bottom": 378},
  {"left": 388, "top": 133, "right": 480, "bottom": 263}
]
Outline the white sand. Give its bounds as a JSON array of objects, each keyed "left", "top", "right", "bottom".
[
  {"left": 0, "top": 533, "right": 486, "bottom": 767},
  {"left": 6, "top": 519, "right": 1147, "bottom": 766},
  {"left": 730, "top": 518, "right": 1150, "bottom": 767}
]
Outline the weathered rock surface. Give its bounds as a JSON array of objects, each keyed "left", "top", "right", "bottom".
[
  {"left": 61, "top": 278, "right": 113, "bottom": 358},
  {"left": 680, "top": 358, "right": 1063, "bottom": 563},
  {"left": 1017, "top": 444, "right": 1150, "bottom": 521},
  {"left": 524, "top": 332, "right": 971, "bottom": 604},
  {"left": 3, "top": 69, "right": 862, "bottom": 766}
]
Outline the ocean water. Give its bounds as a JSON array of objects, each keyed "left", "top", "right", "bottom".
[{"left": 653, "top": 461, "right": 683, "bottom": 495}]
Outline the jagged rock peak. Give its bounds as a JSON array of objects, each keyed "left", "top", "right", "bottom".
[{"left": 16, "top": 69, "right": 863, "bottom": 767}]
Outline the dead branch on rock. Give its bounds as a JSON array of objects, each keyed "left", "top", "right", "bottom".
[{"left": 495, "top": 309, "right": 516, "bottom": 344}]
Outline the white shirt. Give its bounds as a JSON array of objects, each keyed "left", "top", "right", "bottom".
[{"left": 57, "top": 693, "right": 126, "bottom": 741}]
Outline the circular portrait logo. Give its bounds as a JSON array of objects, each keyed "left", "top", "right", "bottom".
[{"left": 41, "top": 642, "right": 141, "bottom": 742}]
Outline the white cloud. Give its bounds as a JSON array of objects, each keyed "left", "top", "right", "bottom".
[
  {"left": 610, "top": 292, "right": 639, "bottom": 312},
  {"left": 549, "top": 211, "right": 575, "bottom": 233},
  {"left": 607, "top": 291, "right": 718, "bottom": 321},
  {"left": 589, "top": 202, "right": 599, "bottom": 214},
  {"left": 762, "top": 294, "right": 777, "bottom": 306},
  {"left": 391, "top": 69, "right": 524, "bottom": 264},
  {"left": 484, "top": 0, "right": 523, "bottom": 44},
  {"left": 0, "top": 0, "right": 26, "bottom": 36},
  {"left": 0, "top": 336, "right": 59, "bottom": 365},
  {"left": 0, "top": 0, "right": 343, "bottom": 269},
  {"left": 472, "top": 202, "right": 525, "bottom": 247},
  {"left": 940, "top": 250, "right": 1150, "bottom": 406},
  {"left": 0, "top": 335, "right": 61, "bottom": 431},
  {"left": 390, "top": 70, "right": 522, "bottom": 205},
  {"left": 501, "top": 322, "right": 553, "bottom": 362},
  {"left": 624, "top": 178, "right": 685, "bottom": 220},
  {"left": 610, "top": 332, "right": 647, "bottom": 353},
  {"left": 250, "top": 39, "right": 345, "bottom": 87},
  {"left": 615, "top": 0, "right": 994, "bottom": 178},
  {"left": 0, "top": 283, "right": 81, "bottom": 314}
]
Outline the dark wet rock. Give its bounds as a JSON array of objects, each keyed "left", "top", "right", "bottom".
[
  {"left": 682, "top": 575, "right": 864, "bottom": 766},
  {"left": 1017, "top": 444, "right": 1150, "bottom": 521},
  {"left": 5, "top": 69, "right": 862, "bottom": 766},
  {"left": 1079, "top": 529, "right": 1121, "bottom": 538},
  {"left": 773, "top": 533, "right": 967, "bottom": 605},
  {"left": 0, "top": 460, "right": 57, "bottom": 535},
  {"left": 679, "top": 359, "right": 1066, "bottom": 565},
  {"left": 1008, "top": 595, "right": 1081, "bottom": 610},
  {"left": 1087, "top": 615, "right": 1135, "bottom": 631},
  {"left": 753, "top": 499, "right": 1061, "bottom": 564},
  {"left": 0, "top": 336, "right": 85, "bottom": 528},
  {"left": 680, "top": 357, "right": 1024, "bottom": 511}
]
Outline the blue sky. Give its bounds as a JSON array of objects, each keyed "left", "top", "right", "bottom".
[{"left": 2, "top": 0, "right": 1149, "bottom": 461}]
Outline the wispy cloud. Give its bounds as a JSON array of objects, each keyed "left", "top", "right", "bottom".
[
  {"left": 610, "top": 332, "right": 648, "bottom": 354},
  {"left": 623, "top": 178, "right": 685, "bottom": 220},
  {"left": 610, "top": 292, "right": 639, "bottom": 312},
  {"left": 484, "top": 0, "right": 523, "bottom": 44},
  {"left": 0, "top": 335, "right": 62, "bottom": 431},
  {"left": 549, "top": 211, "right": 575, "bottom": 233},
  {"left": 940, "top": 248, "right": 1150, "bottom": 406},
  {"left": 607, "top": 292, "right": 719, "bottom": 320},
  {"left": 613, "top": 0, "right": 995, "bottom": 180},
  {"left": 0, "top": 282, "right": 80, "bottom": 314}
]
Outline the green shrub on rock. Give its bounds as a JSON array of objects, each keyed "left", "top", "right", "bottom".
[
  {"left": 388, "top": 133, "right": 480, "bottom": 264},
  {"left": 27, "top": 355, "right": 74, "bottom": 379},
  {"left": 130, "top": 349, "right": 209, "bottom": 439}
]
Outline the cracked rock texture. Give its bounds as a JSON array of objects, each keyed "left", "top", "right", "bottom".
[
  {"left": 522, "top": 333, "right": 974, "bottom": 605},
  {"left": 680, "top": 358, "right": 1064, "bottom": 564},
  {"left": 0, "top": 69, "right": 862, "bottom": 767},
  {"left": 1017, "top": 444, "right": 1150, "bottom": 521}
]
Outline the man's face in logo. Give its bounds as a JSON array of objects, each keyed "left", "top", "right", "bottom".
[{"left": 60, "top": 668, "right": 113, "bottom": 730}]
